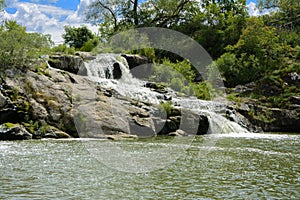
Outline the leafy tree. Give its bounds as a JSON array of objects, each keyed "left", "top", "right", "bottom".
[
  {"left": 62, "top": 26, "right": 98, "bottom": 50},
  {"left": 0, "top": 20, "right": 52, "bottom": 71},
  {"left": 86, "top": 0, "right": 138, "bottom": 37},
  {"left": 259, "top": 0, "right": 300, "bottom": 30},
  {"left": 190, "top": 0, "right": 248, "bottom": 59},
  {"left": 86, "top": 0, "right": 199, "bottom": 38}
]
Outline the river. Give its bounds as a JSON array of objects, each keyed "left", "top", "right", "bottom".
[{"left": 1, "top": 133, "right": 299, "bottom": 199}]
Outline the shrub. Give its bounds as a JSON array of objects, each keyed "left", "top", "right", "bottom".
[{"left": 0, "top": 20, "right": 52, "bottom": 71}]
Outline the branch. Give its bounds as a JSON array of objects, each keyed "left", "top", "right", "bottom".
[{"left": 97, "top": 0, "right": 118, "bottom": 31}]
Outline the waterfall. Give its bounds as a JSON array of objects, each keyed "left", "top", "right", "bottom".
[{"left": 83, "top": 53, "right": 248, "bottom": 134}]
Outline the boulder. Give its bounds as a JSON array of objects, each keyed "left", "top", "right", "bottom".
[
  {"left": 113, "top": 63, "right": 122, "bottom": 79},
  {"left": 121, "top": 54, "right": 151, "bottom": 79},
  {"left": 235, "top": 102, "right": 300, "bottom": 132},
  {"left": 34, "top": 126, "right": 71, "bottom": 139},
  {"left": 0, "top": 124, "right": 32, "bottom": 140},
  {"left": 48, "top": 55, "right": 88, "bottom": 76},
  {"left": 121, "top": 54, "right": 149, "bottom": 70},
  {"left": 75, "top": 51, "right": 96, "bottom": 61}
]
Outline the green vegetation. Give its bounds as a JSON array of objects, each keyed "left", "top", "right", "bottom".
[
  {"left": 62, "top": 26, "right": 99, "bottom": 51},
  {"left": 0, "top": 0, "right": 298, "bottom": 112},
  {"left": 158, "top": 101, "right": 174, "bottom": 118},
  {"left": 0, "top": 20, "right": 52, "bottom": 72}
]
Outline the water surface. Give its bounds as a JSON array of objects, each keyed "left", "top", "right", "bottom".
[{"left": 0, "top": 133, "right": 299, "bottom": 199}]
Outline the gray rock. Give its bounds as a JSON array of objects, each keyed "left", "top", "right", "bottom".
[
  {"left": 34, "top": 126, "right": 71, "bottom": 139},
  {"left": 121, "top": 54, "right": 151, "bottom": 79},
  {"left": 48, "top": 55, "right": 87, "bottom": 76},
  {"left": 0, "top": 124, "right": 32, "bottom": 140},
  {"left": 0, "top": 91, "right": 7, "bottom": 108}
]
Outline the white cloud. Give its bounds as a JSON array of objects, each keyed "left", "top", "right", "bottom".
[
  {"left": 3, "top": 0, "right": 98, "bottom": 44},
  {"left": 247, "top": 2, "right": 260, "bottom": 16}
]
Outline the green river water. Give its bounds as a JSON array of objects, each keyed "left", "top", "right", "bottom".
[{"left": 0, "top": 133, "right": 299, "bottom": 199}]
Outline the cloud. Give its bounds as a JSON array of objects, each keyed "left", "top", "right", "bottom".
[
  {"left": 3, "top": 0, "right": 97, "bottom": 44},
  {"left": 247, "top": 2, "right": 261, "bottom": 16}
]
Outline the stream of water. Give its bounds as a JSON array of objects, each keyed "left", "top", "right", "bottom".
[{"left": 0, "top": 134, "right": 299, "bottom": 199}]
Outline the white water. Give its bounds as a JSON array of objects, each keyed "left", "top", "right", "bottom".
[{"left": 83, "top": 54, "right": 248, "bottom": 134}]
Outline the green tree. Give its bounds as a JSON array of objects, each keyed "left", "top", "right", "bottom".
[
  {"left": 0, "top": 20, "right": 52, "bottom": 71},
  {"left": 86, "top": 0, "right": 198, "bottom": 38},
  {"left": 259, "top": 0, "right": 300, "bottom": 29},
  {"left": 191, "top": 0, "right": 248, "bottom": 59},
  {"left": 62, "top": 26, "right": 97, "bottom": 50}
]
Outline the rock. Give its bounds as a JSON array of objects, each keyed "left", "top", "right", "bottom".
[
  {"left": 34, "top": 126, "right": 71, "bottom": 139},
  {"left": 145, "top": 82, "right": 167, "bottom": 94},
  {"left": 113, "top": 63, "right": 122, "bottom": 79},
  {"left": 289, "top": 96, "right": 300, "bottom": 105},
  {"left": 75, "top": 51, "right": 96, "bottom": 61},
  {"left": 154, "top": 118, "right": 179, "bottom": 135},
  {"left": 48, "top": 55, "right": 87, "bottom": 76},
  {"left": 0, "top": 123, "right": 32, "bottom": 140},
  {"left": 0, "top": 91, "right": 7, "bottom": 108},
  {"left": 121, "top": 54, "right": 151, "bottom": 79},
  {"left": 107, "top": 134, "right": 138, "bottom": 140},
  {"left": 121, "top": 54, "right": 149, "bottom": 70},
  {"left": 169, "top": 129, "right": 187, "bottom": 136},
  {"left": 235, "top": 102, "right": 300, "bottom": 132}
]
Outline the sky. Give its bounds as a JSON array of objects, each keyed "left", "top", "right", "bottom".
[{"left": 2, "top": 0, "right": 262, "bottom": 44}]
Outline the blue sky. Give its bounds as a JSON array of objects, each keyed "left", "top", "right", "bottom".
[{"left": 3, "top": 0, "right": 261, "bottom": 43}]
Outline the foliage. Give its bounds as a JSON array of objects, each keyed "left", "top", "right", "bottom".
[
  {"left": 0, "top": 20, "right": 52, "bottom": 71},
  {"left": 94, "top": 29, "right": 156, "bottom": 60},
  {"left": 149, "top": 59, "right": 214, "bottom": 99},
  {"left": 158, "top": 101, "right": 173, "bottom": 117},
  {"left": 62, "top": 26, "right": 98, "bottom": 50},
  {"left": 86, "top": 0, "right": 199, "bottom": 38},
  {"left": 52, "top": 44, "right": 76, "bottom": 55}
]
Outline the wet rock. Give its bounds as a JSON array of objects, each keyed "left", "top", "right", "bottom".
[
  {"left": 0, "top": 124, "right": 32, "bottom": 140},
  {"left": 113, "top": 63, "right": 122, "bottom": 79}
]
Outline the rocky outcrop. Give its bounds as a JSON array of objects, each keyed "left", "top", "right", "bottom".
[
  {"left": 0, "top": 124, "right": 32, "bottom": 140},
  {"left": 234, "top": 102, "right": 300, "bottom": 132},
  {"left": 48, "top": 54, "right": 88, "bottom": 76},
  {"left": 0, "top": 63, "right": 210, "bottom": 140}
]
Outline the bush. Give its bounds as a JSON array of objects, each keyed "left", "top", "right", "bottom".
[
  {"left": 158, "top": 101, "right": 173, "bottom": 117},
  {"left": 52, "top": 44, "right": 76, "bottom": 55},
  {"left": 0, "top": 20, "right": 52, "bottom": 71}
]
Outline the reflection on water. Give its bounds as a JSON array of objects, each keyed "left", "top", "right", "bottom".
[{"left": 0, "top": 133, "right": 299, "bottom": 199}]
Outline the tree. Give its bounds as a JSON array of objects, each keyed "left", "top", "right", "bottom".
[
  {"left": 258, "top": 0, "right": 300, "bottom": 30},
  {"left": 0, "top": 20, "right": 52, "bottom": 71},
  {"left": 190, "top": 0, "right": 248, "bottom": 59},
  {"left": 86, "top": 0, "right": 136, "bottom": 37},
  {"left": 62, "top": 26, "right": 97, "bottom": 50},
  {"left": 86, "top": 0, "right": 199, "bottom": 38}
]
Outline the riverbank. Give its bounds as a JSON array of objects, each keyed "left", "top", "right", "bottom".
[{"left": 0, "top": 54, "right": 299, "bottom": 141}]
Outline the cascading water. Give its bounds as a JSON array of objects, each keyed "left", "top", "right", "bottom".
[{"left": 83, "top": 53, "right": 248, "bottom": 134}]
